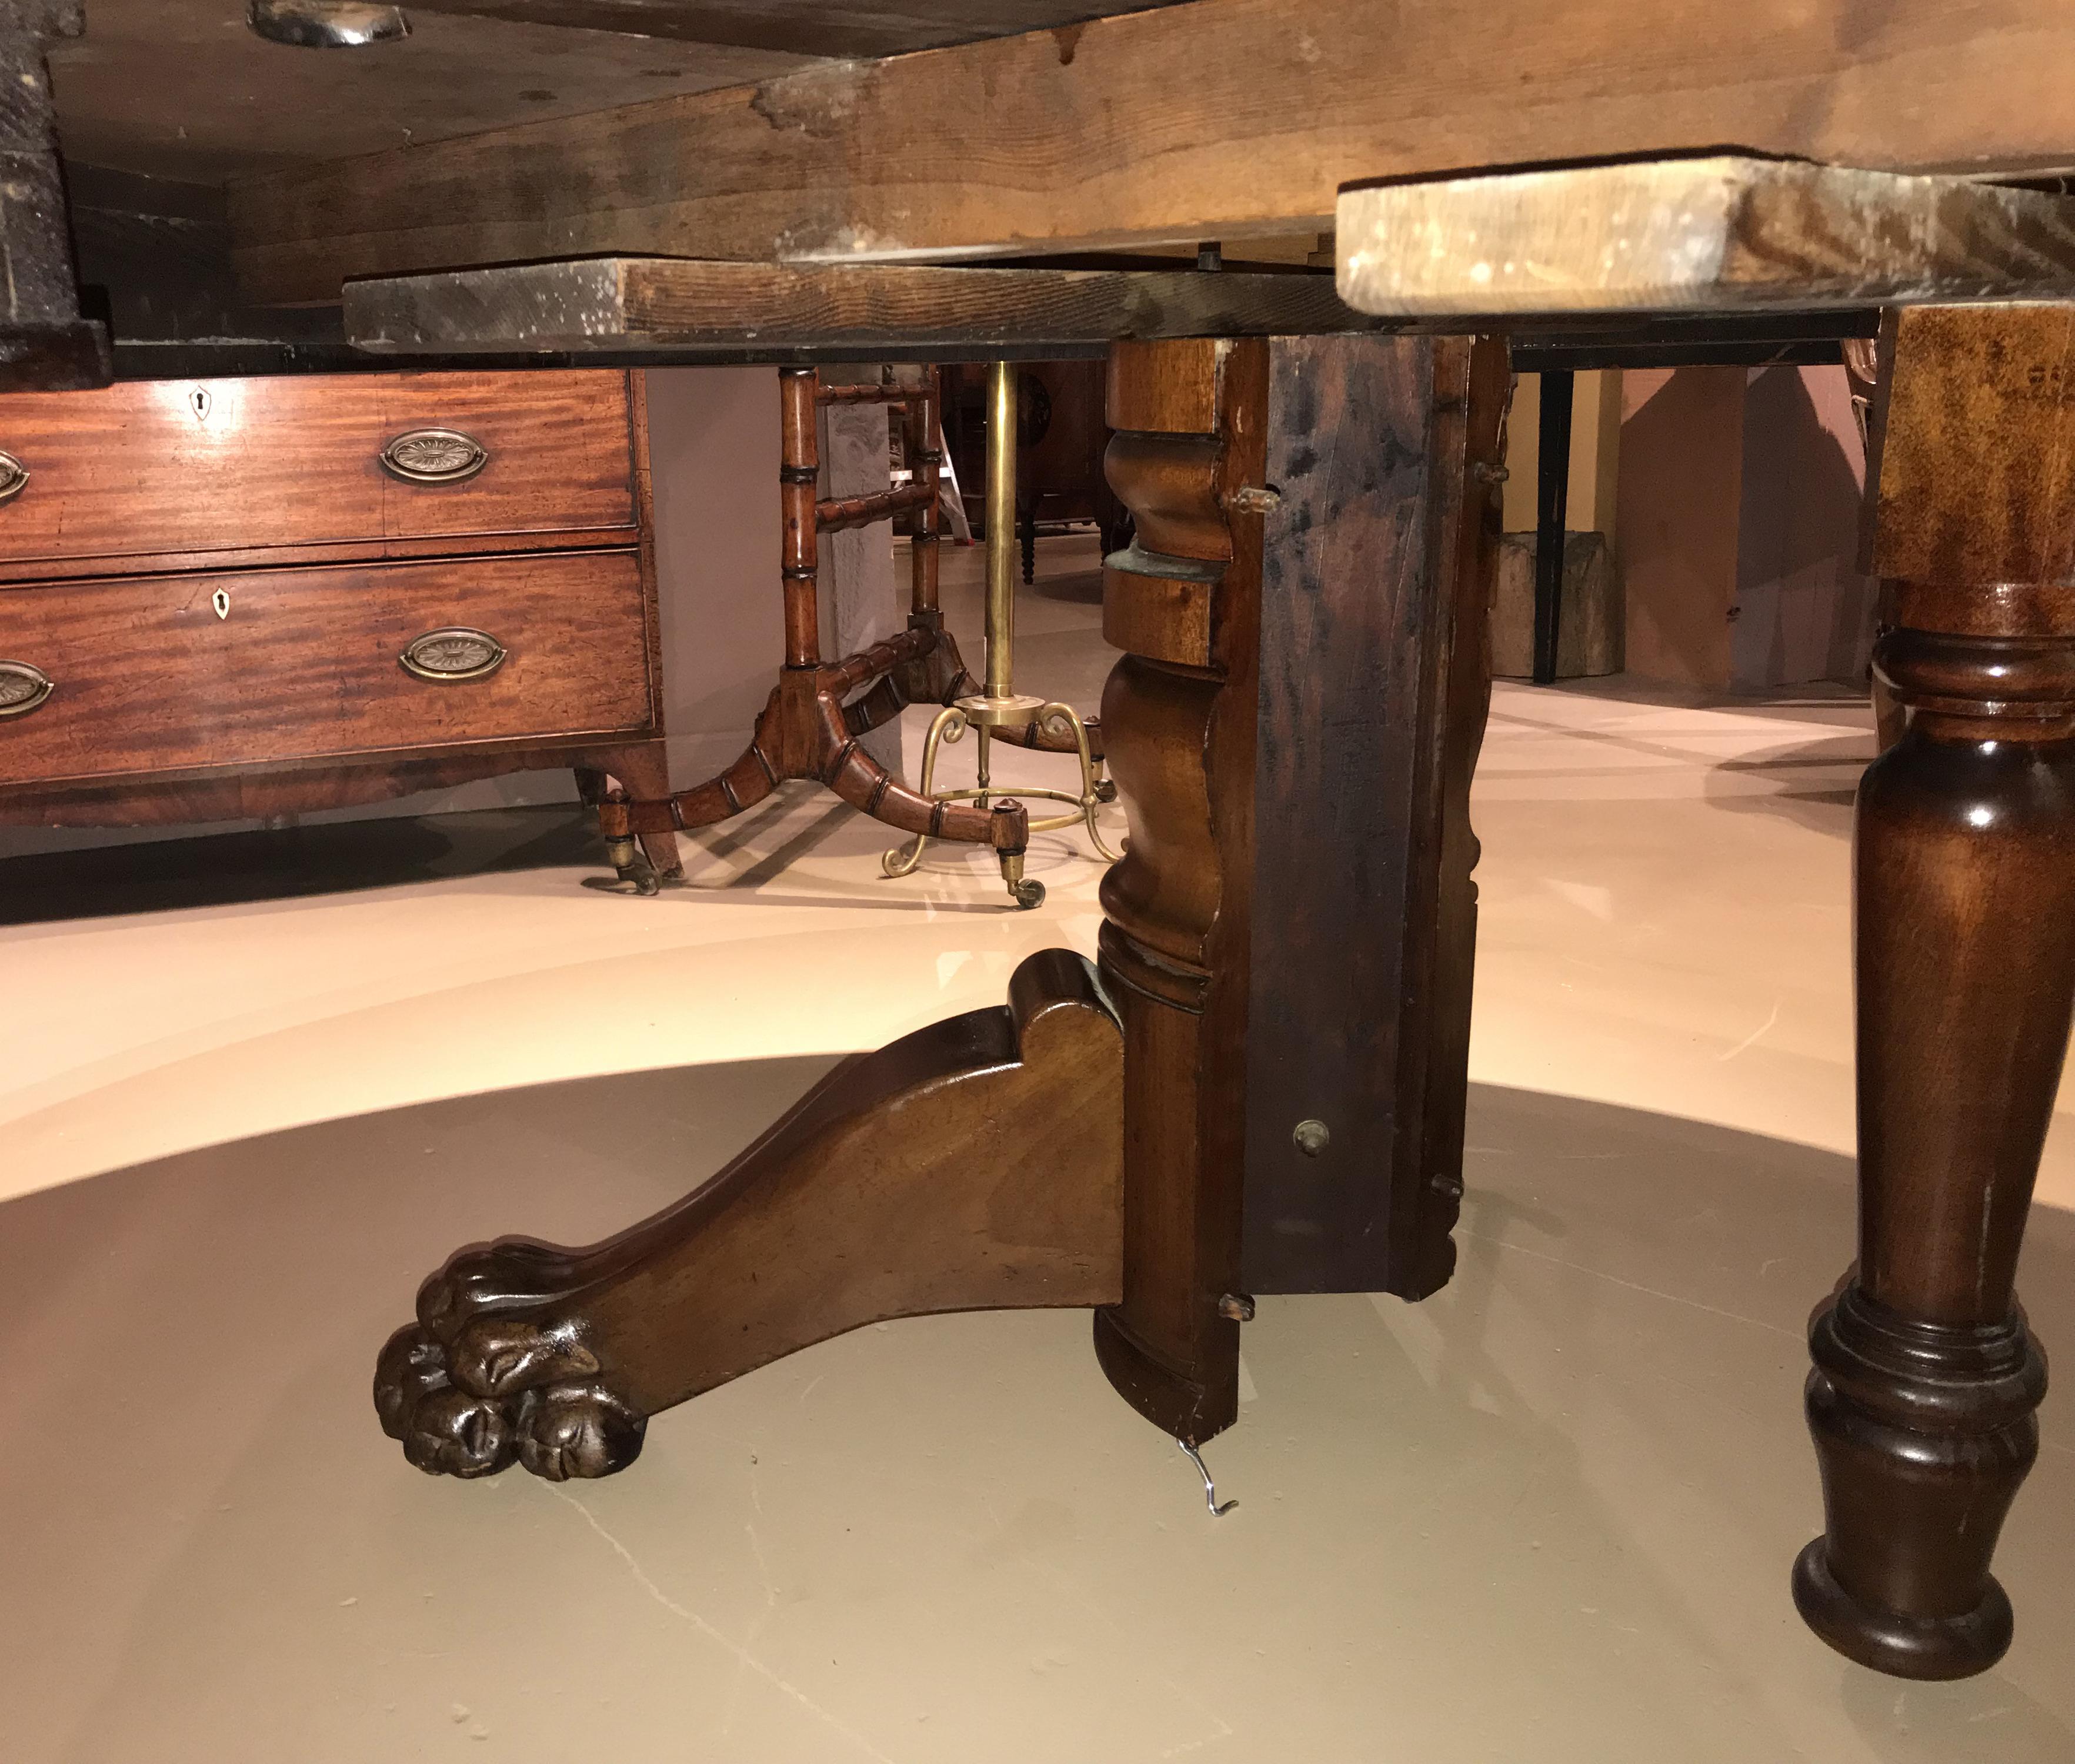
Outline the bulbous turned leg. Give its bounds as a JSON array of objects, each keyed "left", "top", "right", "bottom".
[
  {"left": 1794, "top": 301, "right": 2075, "bottom": 1678},
  {"left": 1795, "top": 626, "right": 2074, "bottom": 1678},
  {"left": 375, "top": 949, "right": 1123, "bottom": 1482}
]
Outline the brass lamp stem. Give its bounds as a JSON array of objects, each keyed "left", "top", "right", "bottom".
[{"left": 985, "top": 359, "right": 1017, "bottom": 699}]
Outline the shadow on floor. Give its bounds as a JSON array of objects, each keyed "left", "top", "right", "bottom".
[
  {"left": 0, "top": 804, "right": 606, "bottom": 927},
  {"left": 1, "top": 1072, "right": 2068, "bottom": 1763}
]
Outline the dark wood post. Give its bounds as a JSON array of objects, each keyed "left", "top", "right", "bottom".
[
  {"left": 1794, "top": 302, "right": 2075, "bottom": 1678},
  {"left": 1093, "top": 332, "right": 1506, "bottom": 1438},
  {"left": 778, "top": 366, "right": 822, "bottom": 668},
  {"left": 1532, "top": 368, "right": 1573, "bottom": 686}
]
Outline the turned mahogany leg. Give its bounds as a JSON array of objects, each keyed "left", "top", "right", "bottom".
[
  {"left": 1794, "top": 302, "right": 2075, "bottom": 1678},
  {"left": 376, "top": 950, "right": 1121, "bottom": 1479}
]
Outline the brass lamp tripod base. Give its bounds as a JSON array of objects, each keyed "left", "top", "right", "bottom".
[{"left": 884, "top": 360, "right": 1120, "bottom": 909}]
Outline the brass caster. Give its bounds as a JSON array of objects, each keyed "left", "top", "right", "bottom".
[
  {"left": 1011, "top": 878, "right": 1046, "bottom": 910},
  {"left": 588, "top": 836, "right": 663, "bottom": 896},
  {"left": 1094, "top": 779, "right": 1119, "bottom": 805}
]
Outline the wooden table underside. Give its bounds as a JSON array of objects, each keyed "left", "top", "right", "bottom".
[{"left": 69, "top": 0, "right": 2071, "bottom": 1691}]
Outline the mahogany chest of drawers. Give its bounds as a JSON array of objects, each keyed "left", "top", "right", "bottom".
[{"left": 0, "top": 368, "right": 675, "bottom": 874}]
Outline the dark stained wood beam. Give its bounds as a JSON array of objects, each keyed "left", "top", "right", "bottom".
[
  {"left": 230, "top": 0, "right": 2075, "bottom": 306},
  {"left": 342, "top": 256, "right": 1384, "bottom": 353},
  {"left": 1336, "top": 156, "right": 2075, "bottom": 316}
]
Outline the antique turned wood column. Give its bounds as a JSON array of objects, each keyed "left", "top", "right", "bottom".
[
  {"left": 1793, "top": 302, "right": 2075, "bottom": 1679},
  {"left": 1094, "top": 332, "right": 1505, "bottom": 1441}
]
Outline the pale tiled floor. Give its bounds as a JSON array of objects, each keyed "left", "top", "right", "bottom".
[{"left": 1, "top": 538, "right": 2070, "bottom": 1762}]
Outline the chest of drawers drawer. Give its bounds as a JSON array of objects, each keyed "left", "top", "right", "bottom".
[
  {"left": 0, "top": 370, "right": 638, "bottom": 580},
  {"left": 0, "top": 548, "right": 654, "bottom": 788}
]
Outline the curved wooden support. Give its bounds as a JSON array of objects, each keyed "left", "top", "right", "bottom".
[
  {"left": 596, "top": 640, "right": 1028, "bottom": 853},
  {"left": 1794, "top": 303, "right": 2075, "bottom": 1678},
  {"left": 376, "top": 948, "right": 1123, "bottom": 1481},
  {"left": 989, "top": 711, "right": 1107, "bottom": 762}
]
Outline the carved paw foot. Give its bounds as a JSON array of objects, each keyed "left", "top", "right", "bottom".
[{"left": 373, "top": 1238, "right": 646, "bottom": 1481}]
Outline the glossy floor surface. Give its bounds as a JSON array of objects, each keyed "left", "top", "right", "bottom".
[{"left": 2, "top": 540, "right": 2070, "bottom": 1761}]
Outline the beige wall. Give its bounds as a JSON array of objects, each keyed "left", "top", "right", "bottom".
[
  {"left": 1616, "top": 367, "right": 1746, "bottom": 691},
  {"left": 1502, "top": 369, "right": 1623, "bottom": 543},
  {"left": 645, "top": 365, "right": 783, "bottom": 787}
]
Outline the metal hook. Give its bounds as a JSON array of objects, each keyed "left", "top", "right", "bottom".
[{"left": 1179, "top": 1439, "right": 1237, "bottom": 1518}]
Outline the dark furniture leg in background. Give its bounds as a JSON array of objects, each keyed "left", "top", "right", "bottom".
[
  {"left": 1532, "top": 368, "right": 1573, "bottom": 687},
  {"left": 1794, "top": 302, "right": 2075, "bottom": 1678}
]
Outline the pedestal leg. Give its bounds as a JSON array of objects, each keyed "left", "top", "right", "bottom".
[
  {"left": 1794, "top": 302, "right": 2075, "bottom": 1678},
  {"left": 375, "top": 950, "right": 1122, "bottom": 1479}
]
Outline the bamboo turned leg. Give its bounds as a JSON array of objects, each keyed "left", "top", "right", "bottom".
[
  {"left": 1794, "top": 303, "right": 2075, "bottom": 1678},
  {"left": 376, "top": 950, "right": 1122, "bottom": 1479}
]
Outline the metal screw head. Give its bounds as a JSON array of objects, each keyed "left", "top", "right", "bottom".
[{"left": 1292, "top": 1118, "right": 1330, "bottom": 1157}]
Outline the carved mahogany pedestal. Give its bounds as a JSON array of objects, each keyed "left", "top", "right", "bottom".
[
  {"left": 378, "top": 949, "right": 1124, "bottom": 1477},
  {"left": 376, "top": 329, "right": 1503, "bottom": 1477},
  {"left": 1793, "top": 302, "right": 2075, "bottom": 1678}
]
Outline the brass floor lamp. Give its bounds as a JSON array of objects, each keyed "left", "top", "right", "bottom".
[{"left": 884, "top": 360, "right": 1120, "bottom": 909}]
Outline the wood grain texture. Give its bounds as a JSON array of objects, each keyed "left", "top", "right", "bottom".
[
  {"left": 1100, "top": 560, "right": 1215, "bottom": 670},
  {"left": 1869, "top": 303, "right": 2075, "bottom": 586},
  {"left": 0, "top": 370, "right": 636, "bottom": 577},
  {"left": 1102, "top": 433, "right": 1231, "bottom": 560},
  {"left": 1795, "top": 301, "right": 2075, "bottom": 1681},
  {"left": 0, "top": 548, "right": 652, "bottom": 787},
  {"left": 1093, "top": 336, "right": 1266, "bottom": 1443},
  {"left": 229, "top": 0, "right": 2075, "bottom": 304},
  {"left": 373, "top": 948, "right": 1123, "bottom": 1480},
  {"left": 1337, "top": 156, "right": 2075, "bottom": 316},
  {"left": 1240, "top": 332, "right": 1504, "bottom": 1298},
  {"left": 344, "top": 257, "right": 1383, "bottom": 353}
]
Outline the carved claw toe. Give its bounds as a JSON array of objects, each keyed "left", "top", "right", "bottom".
[
  {"left": 448, "top": 1316, "right": 601, "bottom": 1400},
  {"left": 376, "top": 1274, "right": 646, "bottom": 1482},
  {"left": 416, "top": 1237, "right": 591, "bottom": 1337},
  {"left": 516, "top": 1381, "right": 646, "bottom": 1481},
  {"left": 375, "top": 1325, "right": 520, "bottom": 1479}
]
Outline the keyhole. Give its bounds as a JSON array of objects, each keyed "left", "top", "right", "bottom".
[
  {"left": 212, "top": 589, "right": 230, "bottom": 620},
  {"left": 189, "top": 387, "right": 211, "bottom": 421}
]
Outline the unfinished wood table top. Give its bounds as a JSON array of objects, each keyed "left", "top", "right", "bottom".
[
  {"left": 1335, "top": 156, "right": 2075, "bottom": 317},
  {"left": 343, "top": 257, "right": 1385, "bottom": 354}
]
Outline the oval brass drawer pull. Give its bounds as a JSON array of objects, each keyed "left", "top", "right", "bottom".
[
  {"left": 380, "top": 428, "right": 489, "bottom": 485},
  {"left": 0, "top": 659, "right": 52, "bottom": 717},
  {"left": 400, "top": 627, "right": 506, "bottom": 682},
  {"left": 0, "top": 453, "right": 28, "bottom": 505}
]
